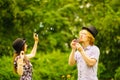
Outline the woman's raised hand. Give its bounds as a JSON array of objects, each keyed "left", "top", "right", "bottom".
[{"left": 33, "top": 33, "right": 39, "bottom": 43}]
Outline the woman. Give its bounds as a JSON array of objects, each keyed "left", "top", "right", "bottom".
[{"left": 12, "top": 33, "right": 39, "bottom": 80}]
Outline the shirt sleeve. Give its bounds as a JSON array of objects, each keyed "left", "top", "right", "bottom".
[
  {"left": 89, "top": 46, "right": 100, "bottom": 61},
  {"left": 74, "top": 51, "right": 79, "bottom": 61}
]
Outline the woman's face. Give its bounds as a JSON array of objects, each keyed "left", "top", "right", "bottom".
[
  {"left": 79, "top": 30, "right": 89, "bottom": 43},
  {"left": 24, "top": 43, "right": 28, "bottom": 52}
]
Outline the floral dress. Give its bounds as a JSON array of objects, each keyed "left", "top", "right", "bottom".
[{"left": 14, "top": 56, "right": 32, "bottom": 80}]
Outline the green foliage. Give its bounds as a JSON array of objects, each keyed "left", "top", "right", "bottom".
[
  {"left": 0, "top": 56, "right": 19, "bottom": 80},
  {"left": 97, "top": 62, "right": 106, "bottom": 78},
  {"left": 32, "top": 50, "right": 77, "bottom": 80},
  {"left": 114, "top": 67, "right": 120, "bottom": 80},
  {"left": 0, "top": 51, "right": 77, "bottom": 80},
  {"left": 0, "top": 50, "right": 119, "bottom": 80}
]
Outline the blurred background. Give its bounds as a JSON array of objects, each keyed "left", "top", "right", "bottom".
[{"left": 0, "top": 0, "right": 120, "bottom": 80}]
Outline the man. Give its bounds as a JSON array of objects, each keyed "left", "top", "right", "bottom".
[{"left": 68, "top": 26, "right": 100, "bottom": 80}]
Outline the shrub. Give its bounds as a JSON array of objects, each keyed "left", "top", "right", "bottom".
[
  {"left": 31, "top": 50, "right": 77, "bottom": 80},
  {"left": 97, "top": 62, "right": 106, "bottom": 80},
  {"left": 114, "top": 67, "right": 120, "bottom": 80},
  {"left": 0, "top": 56, "right": 19, "bottom": 80}
]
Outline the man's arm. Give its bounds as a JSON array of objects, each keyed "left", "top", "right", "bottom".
[
  {"left": 79, "top": 50, "right": 97, "bottom": 67},
  {"left": 76, "top": 43, "right": 97, "bottom": 67},
  {"left": 68, "top": 49, "right": 76, "bottom": 66}
]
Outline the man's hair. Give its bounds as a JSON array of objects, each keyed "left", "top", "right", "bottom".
[{"left": 87, "top": 31, "right": 95, "bottom": 45}]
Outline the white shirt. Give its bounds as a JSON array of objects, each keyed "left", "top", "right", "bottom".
[{"left": 74, "top": 45, "right": 100, "bottom": 80}]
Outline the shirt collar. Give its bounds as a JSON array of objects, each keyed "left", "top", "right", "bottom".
[{"left": 84, "top": 45, "right": 92, "bottom": 50}]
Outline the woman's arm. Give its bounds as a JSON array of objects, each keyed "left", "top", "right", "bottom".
[
  {"left": 26, "top": 33, "right": 39, "bottom": 59},
  {"left": 17, "top": 51, "right": 24, "bottom": 75},
  {"left": 17, "top": 62, "right": 24, "bottom": 75}
]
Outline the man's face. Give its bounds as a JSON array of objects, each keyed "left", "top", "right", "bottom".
[{"left": 79, "top": 30, "right": 89, "bottom": 43}]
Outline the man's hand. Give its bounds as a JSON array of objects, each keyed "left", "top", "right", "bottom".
[
  {"left": 70, "top": 39, "right": 78, "bottom": 50},
  {"left": 76, "top": 43, "right": 84, "bottom": 52}
]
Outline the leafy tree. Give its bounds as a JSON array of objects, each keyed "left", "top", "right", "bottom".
[{"left": 0, "top": 0, "right": 120, "bottom": 79}]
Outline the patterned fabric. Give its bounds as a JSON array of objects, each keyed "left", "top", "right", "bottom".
[
  {"left": 74, "top": 45, "right": 100, "bottom": 80},
  {"left": 14, "top": 56, "right": 32, "bottom": 80}
]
